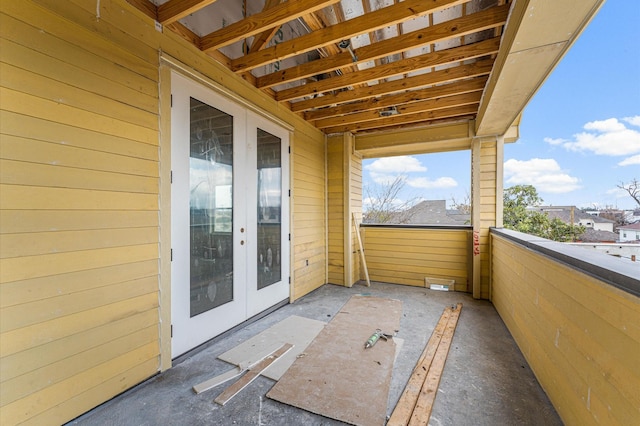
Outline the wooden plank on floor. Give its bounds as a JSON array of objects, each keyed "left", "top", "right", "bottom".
[
  {"left": 193, "top": 367, "right": 244, "bottom": 395},
  {"left": 214, "top": 343, "right": 293, "bottom": 406},
  {"left": 267, "top": 295, "right": 402, "bottom": 426},
  {"left": 409, "top": 303, "right": 463, "bottom": 426},
  {"left": 387, "top": 306, "right": 453, "bottom": 426},
  {"left": 217, "top": 315, "right": 325, "bottom": 380}
]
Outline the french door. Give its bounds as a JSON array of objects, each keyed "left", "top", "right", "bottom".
[{"left": 171, "top": 72, "right": 289, "bottom": 356}]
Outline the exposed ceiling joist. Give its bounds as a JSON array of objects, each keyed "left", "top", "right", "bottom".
[
  {"left": 292, "top": 60, "right": 495, "bottom": 112},
  {"left": 256, "top": 4, "right": 508, "bottom": 89},
  {"left": 276, "top": 37, "right": 500, "bottom": 102},
  {"left": 230, "top": 0, "right": 468, "bottom": 73},
  {"left": 126, "top": 0, "right": 604, "bottom": 140},
  {"left": 158, "top": 0, "right": 219, "bottom": 25},
  {"left": 200, "top": 0, "right": 342, "bottom": 52}
]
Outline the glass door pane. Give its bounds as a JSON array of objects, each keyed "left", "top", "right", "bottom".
[
  {"left": 256, "top": 129, "right": 282, "bottom": 290},
  {"left": 189, "top": 98, "right": 233, "bottom": 317}
]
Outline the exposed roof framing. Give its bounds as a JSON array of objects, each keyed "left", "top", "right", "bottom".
[{"left": 130, "top": 0, "right": 604, "bottom": 139}]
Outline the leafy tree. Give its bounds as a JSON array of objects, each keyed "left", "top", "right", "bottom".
[
  {"left": 503, "top": 185, "right": 585, "bottom": 242},
  {"left": 363, "top": 175, "right": 419, "bottom": 223}
]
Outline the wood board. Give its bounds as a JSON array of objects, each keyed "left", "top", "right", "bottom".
[
  {"left": 267, "top": 295, "right": 402, "bottom": 426},
  {"left": 217, "top": 315, "right": 326, "bottom": 381},
  {"left": 214, "top": 343, "right": 293, "bottom": 406}
]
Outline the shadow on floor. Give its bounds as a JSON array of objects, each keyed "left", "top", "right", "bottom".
[{"left": 68, "top": 281, "right": 562, "bottom": 426}]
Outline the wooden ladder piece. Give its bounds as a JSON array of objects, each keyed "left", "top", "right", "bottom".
[
  {"left": 387, "top": 303, "right": 462, "bottom": 426},
  {"left": 213, "top": 343, "right": 294, "bottom": 406}
]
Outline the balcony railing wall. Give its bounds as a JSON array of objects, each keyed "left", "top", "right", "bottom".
[
  {"left": 361, "top": 225, "right": 472, "bottom": 292},
  {"left": 490, "top": 228, "right": 640, "bottom": 425}
]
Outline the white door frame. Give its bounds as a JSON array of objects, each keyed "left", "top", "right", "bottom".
[{"left": 169, "top": 70, "right": 290, "bottom": 357}]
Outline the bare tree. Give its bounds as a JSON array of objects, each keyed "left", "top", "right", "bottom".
[
  {"left": 450, "top": 190, "right": 471, "bottom": 214},
  {"left": 363, "top": 175, "right": 419, "bottom": 223},
  {"left": 617, "top": 178, "right": 640, "bottom": 206}
]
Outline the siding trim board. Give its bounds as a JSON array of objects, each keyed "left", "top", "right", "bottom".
[{"left": 491, "top": 228, "right": 640, "bottom": 298}]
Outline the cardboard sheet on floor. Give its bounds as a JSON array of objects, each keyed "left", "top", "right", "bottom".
[
  {"left": 267, "top": 295, "right": 402, "bottom": 426},
  {"left": 217, "top": 315, "right": 326, "bottom": 380}
]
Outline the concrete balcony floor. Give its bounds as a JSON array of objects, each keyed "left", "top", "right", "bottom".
[{"left": 69, "top": 282, "right": 562, "bottom": 425}]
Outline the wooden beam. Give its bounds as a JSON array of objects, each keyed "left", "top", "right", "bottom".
[
  {"left": 200, "top": 0, "right": 342, "bottom": 52},
  {"left": 158, "top": 0, "right": 219, "bottom": 25},
  {"left": 315, "top": 92, "right": 482, "bottom": 129},
  {"left": 306, "top": 76, "right": 487, "bottom": 121},
  {"left": 323, "top": 104, "right": 478, "bottom": 134},
  {"left": 292, "top": 60, "right": 494, "bottom": 112},
  {"left": 277, "top": 37, "right": 501, "bottom": 102},
  {"left": 248, "top": 0, "right": 286, "bottom": 53},
  {"left": 231, "top": 0, "right": 468, "bottom": 72},
  {"left": 256, "top": 5, "right": 508, "bottom": 89}
]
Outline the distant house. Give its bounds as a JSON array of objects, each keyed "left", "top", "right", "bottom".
[
  {"left": 390, "top": 200, "right": 471, "bottom": 225},
  {"left": 576, "top": 228, "right": 618, "bottom": 243},
  {"left": 537, "top": 206, "right": 615, "bottom": 233},
  {"left": 618, "top": 223, "right": 640, "bottom": 243}
]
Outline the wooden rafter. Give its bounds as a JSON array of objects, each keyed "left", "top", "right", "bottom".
[
  {"left": 276, "top": 37, "right": 501, "bottom": 102},
  {"left": 158, "top": 0, "right": 219, "bottom": 25},
  {"left": 305, "top": 76, "right": 488, "bottom": 121},
  {"left": 323, "top": 104, "right": 478, "bottom": 134},
  {"left": 315, "top": 92, "right": 483, "bottom": 129},
  {"left": 200, "top": 0, "right": 342, "bottom": 52},
  {"left": 230, "top": 0, "right": 468, "bottom": 72},
  {"left": 292, "top": 60, "right": 495, "bottom": 112},
  {"left": 124, "top": 0, "right": 516, "bottom": 135},
  {"left": 248, "top": 0, "right": 285, "bottom": 53},
  {"left": 256, "top": 5, "right": 508, "bottom": 89}
]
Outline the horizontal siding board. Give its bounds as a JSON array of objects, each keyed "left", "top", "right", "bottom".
[
  {"left": 1, "top": 341, "right": 158, "bottom": 425},
  {"left": 0, "top": 38, "right": 157, "bottom": 116},
  {"left": 1, "top": 275, "right": 157, "bottom": 332},
  {"left": 1, "top": 61, "right": 158, "bottom": 130},
  {"left": 0, "top": 159, "right": 159, "bottom": 194},
  {"left": 0, "top": 308, "right": 157, "bottom": 382},
  {"left": 0, "top": 293, "right": 158, "bottom": 358},
  {"left": 1, "top": 324, "right": 158, "bottom": 405},
  {"left": 1, "top": 88, "right": 158, "bottom": 145},
  {"left": 1, "top": 226, "right": 158, "bottom": 259},
  {"left": 0, "top": 111, "right": 158, "bottom": 161},
  {"left": 28, "top": 357, "right": 158, "bottom": 425},
  {"left": 1, "top": 135, "right": 159, "bottom": 175},
  {"left": 0, "top": 185, "right": 158, "bottom": 211},
  {"left": 0, "top": 243, "right": 158, "bottom": 283},
  {"left": 0, "top": 260, "right": 158, "bottom": 308},
  {"left": 0, "top": 210, "right": 159, "bottom": 234},
  {"left": 1, "top": 0, "right": 157, "bottom": 80}
]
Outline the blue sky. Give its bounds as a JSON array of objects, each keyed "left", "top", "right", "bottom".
[{"left": 363, "top": 0, "right": 640, "bottom": 211}]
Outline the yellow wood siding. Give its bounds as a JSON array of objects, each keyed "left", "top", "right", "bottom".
[
  {"left": 351, "top": 151, "right": 363, "bottom": 284},
  {"left": 0, "top": 0, "right": 161, "bottom": 422},
  {"left": 362, "top": 227, "right": 470, "bottom": 290},
  {"left": 491, "top": 234, "right": 640, "bottom": 425},
  {"left": 327, "top": 135, "right": 345, "bottom": 285},
  {"left": 1, "top": 0, "right": 327, "bottom": 423}
]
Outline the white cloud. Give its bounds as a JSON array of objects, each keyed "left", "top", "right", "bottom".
[
  {"left": 623, "top": 115, "right": 640, "bottom": 127},
  {"left": 407, "top": 176, "right": 458, "bottom": 189},
  {"left": 365, "top": 156, "right": 427, "bottom": 174},
  {"left": 543, "top": 137, "right": 566, "bottom": 146},
  {"left": 550, "top": 117, "right": 640, "bottom": 156},
  {"left": 618, "top": 154, "right": 640, "bottom": 166},
  {"left": 503, "top": 158, "right": 581, "bottom": 194}
]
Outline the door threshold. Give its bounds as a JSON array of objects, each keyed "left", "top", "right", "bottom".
[{"left": 172, "top": 298, "right": 289, "bottom": 366}]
